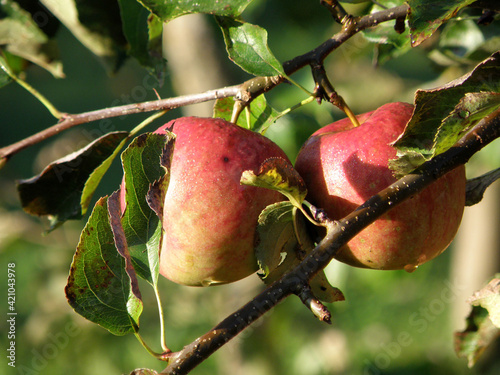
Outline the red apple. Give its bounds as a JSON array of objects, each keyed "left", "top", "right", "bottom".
[
  {"left": 295, "top": 102, "right": 466, "bottom": 271},
  {"left": 122, "top": 117, "right": 290, "bottom": 286}
]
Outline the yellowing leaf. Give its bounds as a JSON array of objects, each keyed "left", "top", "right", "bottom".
[{"left": 241, "top": 157, "right": 307, "bottom": 208}]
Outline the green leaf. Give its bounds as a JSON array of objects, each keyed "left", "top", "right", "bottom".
[
  {"left": 216, "top": 16, "right": 286, "bottom": 77},
  {"left": 390, "top": 51, "right": 500, "bottom": 176},
  {"left": 0, "top": 0, "right": 63, "bottom": 77},
  {"left": 0, "top": 54, "right": 14, "bottom": 88},
  {"left": 144, "top": 13, "right": 166, "bottom": 79},
  {"left": 213, "top": 95, "right": 281, "bottom": 132},
  {"left": 118, "top": 0, "right": 165, "bottom": 77},
  {"left": 255, "top": 202, "right": 344, "bottom": 303},
  {"left": 408, "top": 0, "right": 476, "bottom": 47},
  {"left": 40, "top": 0, "right": 127, "bottom": 72},
  {"left": 82, "top": 136, "right": 130, "bottom": 216},
  {"left": 434, "top": 92, "right": 500, "bottom": 155},
  {"left": 121, "top": 132, "right": 175, "bottom": 285},
  {"left": 241, "top": 157, "right": 307, "bottom": 209},
  {"left": 309, "top": 272, "right": 344, "bottom": 305},
  {"left": 17, "top": 131, "right": 129, "bottom": 230},
  {"left": 137, "top": 0, "right": 253, "bottom": 23},
  {"left": 65, "top": 194, "right": 143, "bottom": 336},
  {"left": 0, "top": 49, "right": 30, "bottom": 88},
  {"left": 255, "top": 202, "right": 296, "bottom": 278},
  {"left": 454, "top": 277, "right": 500, "bottom": 367}
]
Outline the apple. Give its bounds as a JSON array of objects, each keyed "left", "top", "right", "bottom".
[
  {"left": 122, "top": 117, "right": 290, "bottom": 286},
  {"left": 294, "top": 102, "right": 466, "bottom": 271}
]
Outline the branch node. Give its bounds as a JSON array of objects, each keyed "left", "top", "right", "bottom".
[
  {"left": 297, "top": 284, "right": 332, "bottom": 324},
  {"left": 310, "top": 64, "right": 360, "bottom": 127},
  {"left": 230, "top": 100, "right": 246, "bottom": 124},
  {"left": 307, "top": 202, "right": 329, "bottom": 224},
  {"left": 320, "top": 0, "right": 351, "bottom": 26},
  {"left": 231, "top": 76, "right": 284, "bottom": 124},
  {"left": 394, "top": 14, "right": 406, "bottom": 34}
]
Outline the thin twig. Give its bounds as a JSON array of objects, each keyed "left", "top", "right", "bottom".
[
  {"left": 283, "top": 4, "right": 409, "bottom": 72},
  {"left": 0, "top": 86, "right": 240, "bottom": 162},
  {"left": 234, "top": 4, "right": 410, "bottom": 110},
  {"left": 311, "top": 63, "right": 359, "bottom": 126}
]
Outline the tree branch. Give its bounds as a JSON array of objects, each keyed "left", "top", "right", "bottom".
[
  {"left": 160, "top": 109, "right": 500, "bottom": 375},
  {"left": 0, "top": 86, "right": 240, "bottom": 163},
  {"left": 232, "top": 4, "right": 409, "bottom": 114},
  {"left": 0, "top": 4, "right": 409, "bottom": 165},
  {"left": 283, "top": 4, "right": 409, "bottom": 72}
]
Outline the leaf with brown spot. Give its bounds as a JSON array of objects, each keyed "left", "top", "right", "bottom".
[
  {"left": 390, "top": 52, "right": 500, "bottom": 177},
  {"left": 241, "top": 157, "right": 307, "bottom": 209},
  {"left": 65, "top": 195, "right": 143, "bottom": 336}
]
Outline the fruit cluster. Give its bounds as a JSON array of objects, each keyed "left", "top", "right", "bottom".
[{"left": 120, "top": 103, "right": 466, "bottom": 286}]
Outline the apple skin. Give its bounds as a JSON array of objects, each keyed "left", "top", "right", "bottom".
[
  {"left": 295, "top": 102, "right": 466, "bottom": 271},
  {"left": 143, "top": 117, "right": 289, "bottom": 286}
]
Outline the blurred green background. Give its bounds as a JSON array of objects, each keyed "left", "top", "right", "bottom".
[{"left": 1, "top": 1, "right": 500, "bottom": 374}]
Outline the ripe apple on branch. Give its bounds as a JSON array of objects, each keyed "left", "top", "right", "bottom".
[
  {"left": 295, "top": 102, "right": 467, "bottom": 272},
  {"left": 119, "top": 116, "right": 291, "bottom": 286}
]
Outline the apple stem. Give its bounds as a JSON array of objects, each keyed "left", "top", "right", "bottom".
[
  {"left": 231, "top": 76, "right": 313, "bottom": 127},
  {"left": 230, "top": 100, "right": 241, "bottom": 124},
  {"left": 343, "top": 103, "right": 360, "bottom": 127},
  {"left": 286, "top": 75, "right": 314, "bottom": 97}
]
